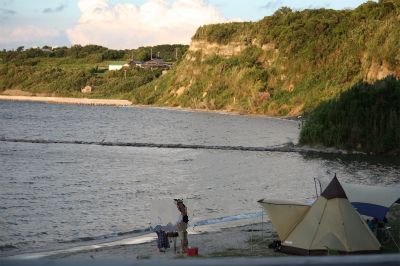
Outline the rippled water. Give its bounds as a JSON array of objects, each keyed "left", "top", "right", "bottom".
[{"left": 0, "top": 100, "right": 399, "bottom": 257}]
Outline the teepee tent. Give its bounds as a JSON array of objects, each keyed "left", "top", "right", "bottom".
[{"left": 259, "top": 176, "right": 381, "bottom": 255}]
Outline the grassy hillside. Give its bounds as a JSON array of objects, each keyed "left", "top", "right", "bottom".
[
  {"left": 131, "top": 0, "right": 400, "bottom": 115},
  {"left": 299, "top": 76, "right": 400, "bottom": 154},
  {"left": 0, "top": 44, "right": 188, "bottom": 98},
  {"left": 1, "top": 1, "right": 399, "bottom": 118}
]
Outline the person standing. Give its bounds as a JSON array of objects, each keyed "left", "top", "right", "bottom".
[{"left": 175, "top": 199, "right": 189, "bottom": 253}]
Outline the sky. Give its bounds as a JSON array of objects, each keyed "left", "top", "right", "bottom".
[{"left": 0, "top": 0, "right": 372, "bottom": 50}]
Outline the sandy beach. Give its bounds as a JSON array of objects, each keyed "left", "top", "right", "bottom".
[
  {"left": 9, "top": 222, "right": 283, "bottom": 261},
  {"left": 0, "top": 95, "right": 132, "bottom": 106},
  {"left": 0, "top": 93, "right": 243, "bottom": 115},
  {"left": 49, "top": 222, "right": 282, "bottom": 260}
]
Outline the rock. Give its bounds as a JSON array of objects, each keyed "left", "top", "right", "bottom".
[
  {"left": 81, "top": 85, "right": 93, "bottom": 94},
  {"left": 188, "top": 40, "right": 247, "bottom": 59},
  {"left": 176, "top": 86, "right": 187, "bottom": 97},
  {"left": 366, "top": 60, "right": 396, "bottom": 82}
]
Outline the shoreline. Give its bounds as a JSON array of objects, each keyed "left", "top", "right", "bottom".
[
  {"left": 0, "top": 94, "right": 301, "bottom": 121},
  {"left": 0, "top": 95, "right": 132, "bottom": 106},
  {"left": 7, "top": 222, "right": 281, "bottom": 261}
]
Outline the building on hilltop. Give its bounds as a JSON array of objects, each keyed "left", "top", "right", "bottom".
[
  {"left": 129, "top": 60, "right": 144, "bottom": 68},
  {"left": 109, "top": 59, "right": 172, "bottom": 71},
  {"left": 141, "top": 59, "right": 172, "bottom": 69}
]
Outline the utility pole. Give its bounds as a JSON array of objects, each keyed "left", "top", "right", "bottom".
[
  {"left": 175, "top": 48, "right": 178, "bottom": 61},
  {"left": 151, "top": 47, "right": 153, "bottom": 60},
  {"left": 124, "top": 70, "right": 127, "bottom": 80}
]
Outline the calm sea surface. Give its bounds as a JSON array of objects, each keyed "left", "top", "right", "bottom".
[{"left": 0, "top": 100, "right": 399, "bottom": 256}]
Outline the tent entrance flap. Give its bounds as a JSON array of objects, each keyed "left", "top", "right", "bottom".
[{"left": 258, "top": 199, "right": 310, "bottom": 241}]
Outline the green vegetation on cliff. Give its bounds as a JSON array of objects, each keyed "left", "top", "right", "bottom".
[
  {"left": 299, "top": 76, "right": 400, "bottom": 154},
  {"left": 132, "top": 0, "right": 400, "bottom": 115},
  {"left": 0, "top": 44, "right": 187, "bottom": 97}
]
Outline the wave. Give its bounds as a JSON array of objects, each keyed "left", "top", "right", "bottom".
[
  {"left": 0, "top": 136, "right": 293, "bottom": 151},
  {"left": 0, "top": 137, "right": 361, "bottom": 155},
  {"left": 58, "top": 228, "right": 152, "bottom": 244},
  {"left": 193, "top": 211, "right": 263, "bottom": 227},
  {"left": 26, "top": 212, "right": 262, "bottom": 247},
  {"left": 1, "top": 137, "right": 353, "bottom": 156},
  {"left": 55, "top": 212, "right": 263, "bottom": 245}
]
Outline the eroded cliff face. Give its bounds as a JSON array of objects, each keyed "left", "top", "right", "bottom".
[
  {"left": 132, "top": 2, "right": 400, "bottom": 116},
  {"left": 132, "top": 37, "right": 400, "bottom": 116},
  {"left": 186, "top": 40, "right": 278, "bottom": 61},
  {"left": 188, "top": 41, "right": 248, "bottom": 58},
  {"left": 188, "top": 39, "right": 400, "bottom": 84},
  {"left": 204, "top": 38, "right": 398, "bottom": 113}
]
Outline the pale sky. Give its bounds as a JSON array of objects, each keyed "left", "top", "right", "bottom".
[{"left": 0, "top": 0, "right": 371, "bottom": 50}]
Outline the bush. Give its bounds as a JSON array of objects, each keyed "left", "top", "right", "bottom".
[{"left": 300, "top": 76, "right": 400, "bottom": 154}]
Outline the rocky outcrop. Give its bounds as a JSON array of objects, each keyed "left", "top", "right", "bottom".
[
  {"left": 366, "top": 60, "right": 397, "bottom": 82},
  {"left": 187, "top": 40, "right": 278, "bottom": 61},
  {"left": 81, "top": 85, "right": 93, "bottom": 94},
  {"left": 188, "top": 40, "right": 248, "bottom": 59}
]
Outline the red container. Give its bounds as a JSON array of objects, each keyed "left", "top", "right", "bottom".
[{"left": 187, "top": 247, "right": 198, "bottom": 256}]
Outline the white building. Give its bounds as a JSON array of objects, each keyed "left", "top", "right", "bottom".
[{"left": 108, "top": 64, "right": 129, "bottom": 71}]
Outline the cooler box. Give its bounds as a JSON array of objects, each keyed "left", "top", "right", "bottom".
[{"left": 187, "top": 247, "right": 198, "bottom": 256}]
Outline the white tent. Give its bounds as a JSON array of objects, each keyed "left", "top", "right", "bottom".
[{"left": 259, "top": 177, "right": 381, "bottom": 255}]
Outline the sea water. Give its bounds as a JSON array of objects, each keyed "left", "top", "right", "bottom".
[{"left": 1, "top": 100, "right": 399, "bottom": 257}]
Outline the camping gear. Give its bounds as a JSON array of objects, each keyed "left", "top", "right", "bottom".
[
  {"left": 156, "top": 230, "right": 170, "bottom": 251},
  {"left": 167, "top": 232, "right": 179, "bottom": 252},
  {"left": 187, "top": 247, "right": 199, "bottom": 256},
  {"left": 151, "top": 200, "right": 179, "bottom": 252},
  {"left": 151, "top": 199, "right": 191, "bottom": 253},
  {"left": 259, "top": 176, "right": 381, "bottom": 255},
  {"left": 318, "top": 179, "right": 400, "bottom": 220}
]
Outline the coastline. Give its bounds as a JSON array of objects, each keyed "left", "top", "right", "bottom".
[
  {"left": 0, "top": 95, "right": 132, "bottom": 106},
  {"left": 9, "top": 222, "right": 281, "bottom": 261},
  {"left": 0, "top": 94, "right": 301, "bottom": 121}
]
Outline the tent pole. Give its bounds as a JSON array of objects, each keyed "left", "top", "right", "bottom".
[
  {"left": 250, "top": 226, "right": 253, "bottom": 253},
  {"left": 314, "top": 178, "right": 318, "bottom": 198},
  {"left": 387, "top": 229, "right": 400, "bottom": 251},
  {"left": 261, "top": 210, "right": 264, "bottom": 241}
]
